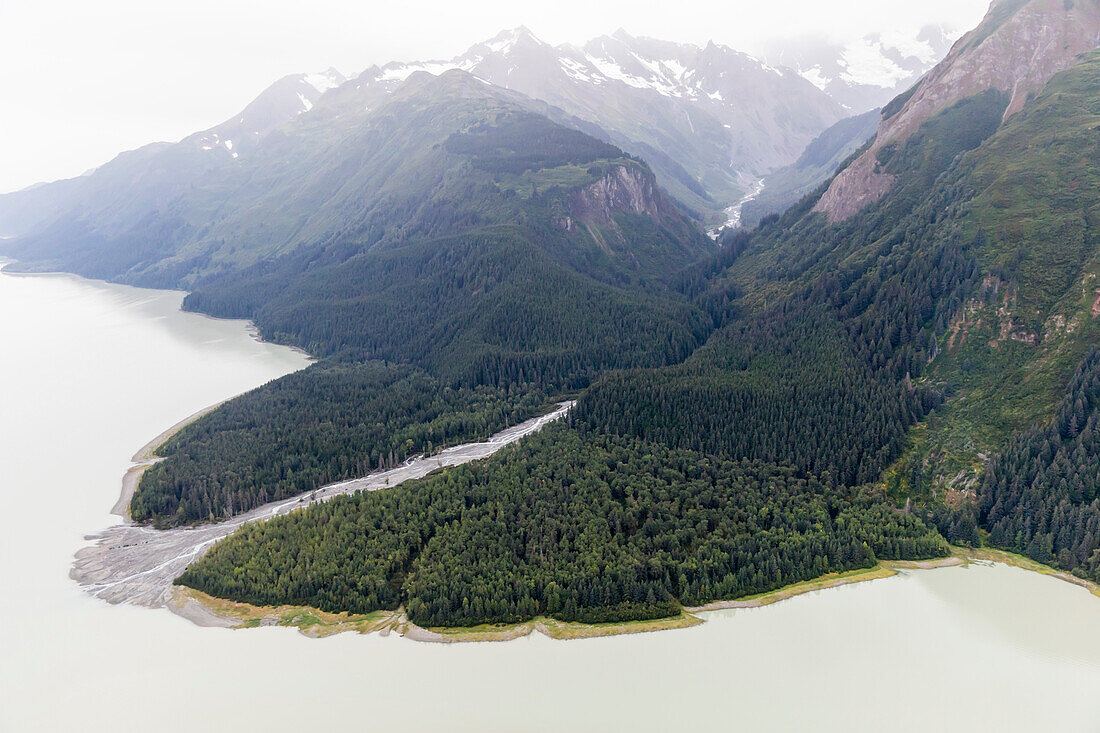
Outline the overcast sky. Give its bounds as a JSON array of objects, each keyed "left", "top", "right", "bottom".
[{"left": 0, "top": 0, "right": 990, "bottom": 193}]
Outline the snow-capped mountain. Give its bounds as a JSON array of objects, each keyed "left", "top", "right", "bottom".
[
  {"left": 760, "top": 25, "right": 959, "bottom": 112},
  {"left": 191, "top": 68, "right": 346, "bottom": 160},
  {"left": 0, "top": 68, "right": 347, "bottom": 241},
  {"left": 5, "top": 25, "right": 933, "bottom": 242},
  {"left": 355, "top": 27, "right": 846, "bottom": 216}
]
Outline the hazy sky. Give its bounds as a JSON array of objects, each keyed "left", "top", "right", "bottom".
[{"left": 0, "top": 0, "right": 990, "bottom": 193}]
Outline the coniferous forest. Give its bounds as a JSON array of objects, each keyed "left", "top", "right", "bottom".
[
  {"left": 177, "top": 56, "right": 1100, "bottom": 624},
  {"left": 177, "top": 424, "right": 946, "bottom": 627},
  {"left": 131, "top": 361, "right": 548, "bottom": 526},
  {"left": 981, "top": 349, "right": 1100, "bottom": 582}
]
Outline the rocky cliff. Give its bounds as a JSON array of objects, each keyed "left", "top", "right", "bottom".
[{"left": 566, "top": 164, "right": 671, "bottom": 227}]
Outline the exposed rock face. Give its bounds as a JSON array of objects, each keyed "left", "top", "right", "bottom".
[
  {"left": 815, "top": 0, "right": 1100, "bottom": 222},
  {"left": 568, "top": 164, "right": 668, "bottom": 228}
]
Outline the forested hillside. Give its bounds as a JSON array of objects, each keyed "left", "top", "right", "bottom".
[
  {"left": 178, "top": 424, "right": 946, "bottom": 627},
  {"left": 579, "top": 87, "right": 1008, "bottom": 493},
  {"left": 981, "top": 348, "right": 1100, "bottom": 581},
  {"left": 675, "top": 47, "right": 1100, "bottom": 580},
  {"left": 125, "top": 74, "right": 715, "bottom": 527},
  {"left": 131, "top": 362, "right": 548, "bottom": 526}
]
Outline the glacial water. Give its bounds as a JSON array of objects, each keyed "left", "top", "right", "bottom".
[{"left": 1, "top": 266, "right": 1098, "bottom": 732}]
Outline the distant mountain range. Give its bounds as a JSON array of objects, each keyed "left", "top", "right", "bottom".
[
  {"left": 760, "top": 25, "right": 958, "bottom": 113},
  {"left": 362, "top": 27, "right": 845, "bottom": 214},
  {"left": 0, "top": 26, "right": 952, "bottom": 240}
]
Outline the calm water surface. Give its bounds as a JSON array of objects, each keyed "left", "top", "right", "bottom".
[{"left": 1, "top": 266, "right": 1099, "bottom": 732}]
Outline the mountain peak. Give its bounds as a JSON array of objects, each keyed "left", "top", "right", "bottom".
[
  {"left": 479, "top": 25, "right": 546, "bottom": 53},
  {"left": 302, "top": 67, "right": 345, "bottom": 94},
  {"left": 815, "top": 0, "right": 1100, "bottom": 222}
]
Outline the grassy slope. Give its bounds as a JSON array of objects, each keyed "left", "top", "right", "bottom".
[{"left": 886, "top": 52, "right": 1100, "bottom": 500}]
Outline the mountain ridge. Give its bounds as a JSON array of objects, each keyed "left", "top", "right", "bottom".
[{"left": 816, "top": 0, "right": 1100, "bottom": 221}]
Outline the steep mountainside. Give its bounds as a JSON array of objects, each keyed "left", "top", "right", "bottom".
[{"left": 816, "top": 0, "right": 1100, "bottom": 221}]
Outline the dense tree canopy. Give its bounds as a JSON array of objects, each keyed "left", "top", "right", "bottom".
[
  {"left": 132, "top": 361, "right": 548, "bottom": 526},
  {"left": 981, "top": 349, "right": 1100, "bottom": 581},
  {"left": 178, "top": 425, "right": 947, "bottom": 627}
]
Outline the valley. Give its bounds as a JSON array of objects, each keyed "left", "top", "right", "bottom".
[
  {"left": 2, "top": 1, "right": 1100, "bottom": 728},
  {"left": 706, "top": 178, "right": 766, "bottom": 237}
]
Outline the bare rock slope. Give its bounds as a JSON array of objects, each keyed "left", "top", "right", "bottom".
[{"left": 816, "top": 0, "right": 1100, "bottom": 222}]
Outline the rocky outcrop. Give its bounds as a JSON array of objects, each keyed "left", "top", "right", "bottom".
[
  {"left": 815, "top": 0, "right": 1100, "bottom": 222},
  {"left": 566, "top": 163, "right": 669, "bottom": 229}
]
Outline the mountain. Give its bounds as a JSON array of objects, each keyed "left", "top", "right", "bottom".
[
  {"left": 360, "top": 27, "right": 846, "bottom": 217},
  {"left": 175, "top": 71, "right": 714, "bottom": 363},
  {"left": 604, "top": 0, "right": 1100, "bottom": 578},
  {"left": 739, "top": 108, "right": 879, "bottom": 228},
  {"left": 816, "top": 0, "right": 1100, "bottom": 221},
  {"left": 90, "top": 70, "right": 716, "bottom": 526},
  {"left": 0, "top": 68, "right": 346, "bottom": 242},
  {"left": 760, "top": 25, "right": 958, "bottom": 113},
  {"left": 191, "top": 68, "right": 346, "bottom": 160}
]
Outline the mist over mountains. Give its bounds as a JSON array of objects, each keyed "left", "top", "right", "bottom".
[
  {"left": 760, "top": 24, "right": 959, "bottom": 112},
  {"left": 0, "top": 24, "right": 952, "bottom": 245}
]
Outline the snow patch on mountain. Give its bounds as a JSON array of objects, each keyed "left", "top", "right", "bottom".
[
  {"left": 878, "top": 31, "right": 940, "bottom": 66},
  {"left": 839, "top": 38, "right": 911, "bottom": 87},
  {"left": 762, "top": 25, "right": 957, "bottom": 112},
  {"left": 801, "top": 66, "right": 830, "bottom": 91},
  {"left": 585, "top": 55, "right": 659, "bottom": 91},
  {"left": 303, "top": 69, "right": 345, "bottom": 94},
  {"left": 559, "top": 57, "right": 600, "bottom": 84}
]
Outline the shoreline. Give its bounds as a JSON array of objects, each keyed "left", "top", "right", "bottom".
[
  {"left": 111, "top": 401, "right": 229, "bottom": 520},
  {"left": 0, "top": 259, "right": 313, "bottom": 523},
  {"left": 176, "top": 546, "right": 1098, "bottom": 643},
  {"left": 0, "top": 258, "right": 314, "bottom": 361},
  {"left": 959, "top": 546, "right": 1100, "bottom": 598},
  {"left": 72, "top": 402, "right": 575, "bottom": 609}
]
